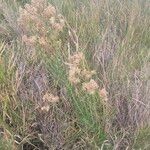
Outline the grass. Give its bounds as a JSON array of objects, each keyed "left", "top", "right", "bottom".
[{"left": 0, "top": 0, "right": 149, "bottom": 149}]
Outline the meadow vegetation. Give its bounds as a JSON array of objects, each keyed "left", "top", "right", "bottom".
[{"left": 0, "top": 0, "right": 149, "bottom": 149}]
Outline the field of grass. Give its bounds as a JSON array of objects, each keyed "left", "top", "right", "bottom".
[{"left": 0, "top": 0, "right": 149, "bottom": 149}]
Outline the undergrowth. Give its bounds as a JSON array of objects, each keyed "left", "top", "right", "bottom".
[{"left": 0, "top": 0, "right": 149, "bottom": 149}]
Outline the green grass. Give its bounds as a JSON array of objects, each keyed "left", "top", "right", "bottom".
[{"left": 134, "top": 127, "right": 150, "bottom": 150}]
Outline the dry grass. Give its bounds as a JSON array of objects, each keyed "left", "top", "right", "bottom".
[{"left": 0, "top": 0, "right": 150, "bottom": 149}]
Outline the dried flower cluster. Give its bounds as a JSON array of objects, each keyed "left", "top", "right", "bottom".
[
  {"left": 22, "top": 35, "right": 37, "bottom": 46},
  {"left": 68, "top": 52, "right": 84, "bottom": 84},
  {"left": 82, "top": 79, "right": 99, "bottom": 94},
  {"left": 99, "top": 88, "right": 108, "bottom": 101},
  {"left": 41, "top": 92, "right": 59, "bottom": 112},
  {"left": 18, "top": 0, "right": 65, "bottom": 49},
  {"left": 68, "top": 51, "right": 99, "bottom": 94},
  {"left": 67, "top": 52, "right": 109, "bottom": 97},
  {"left": 43, "top": 92, "right": 59, "bottom": 103}
]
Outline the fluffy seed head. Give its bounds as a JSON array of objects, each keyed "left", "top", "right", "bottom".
[
  {"left": 82, "top": 79, "right": 99, "bottom": 94},
  {"left": 99, "top": 88, "right": 108, "bottom": 101},
  {"left": 43, "top": 93, "right": 59, "bottom": 103},
  {"left": 41, "top": 105, "right": 50, "bottom": 112},
  {"left": 69, "top": 52, "right": 84, "bottom": 65},
  {"left": 22, "top": 35, "right": 37, "bottom": 46},
  {"left": 43, "top": 5, "right": 56, "bottom": 18},
  {"left": 81, "top": 69, "right": 96, "bottom": 80},
  {"left": 53, "top": 23, "right": 63, "bottom": 31},
  {"left": 39, "top": 37, "right": 47, "bottom": 46}
]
